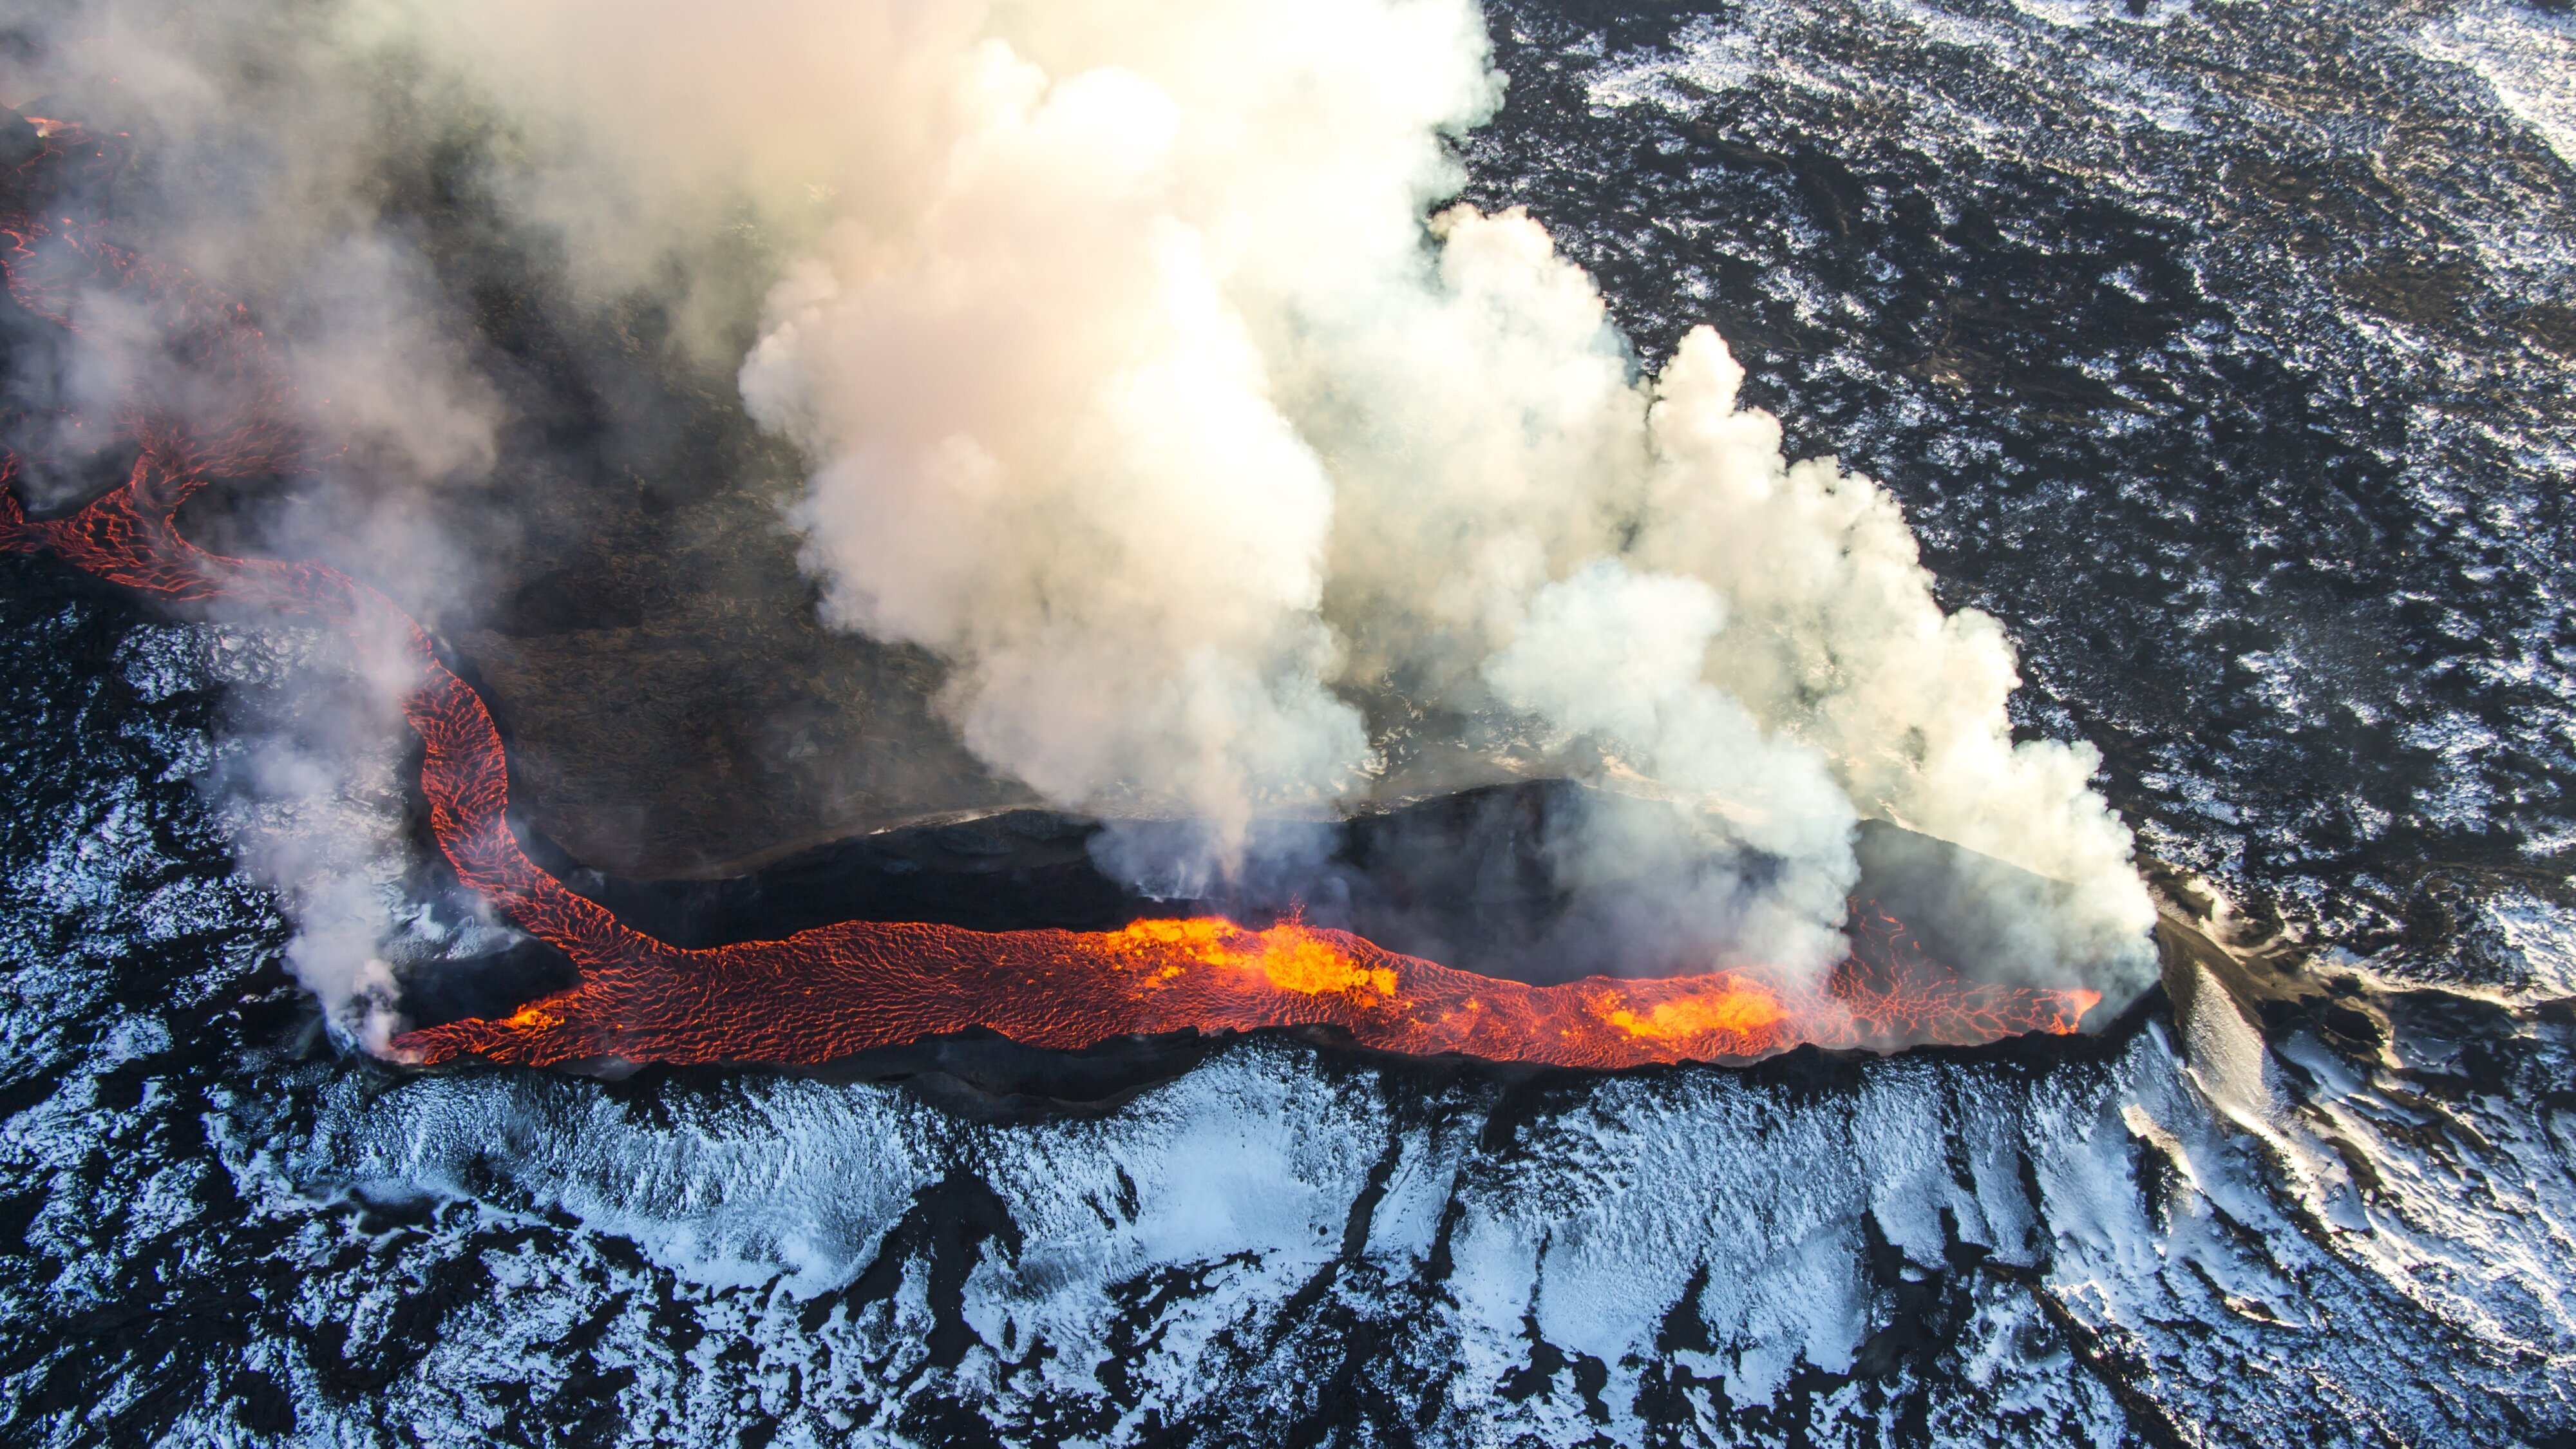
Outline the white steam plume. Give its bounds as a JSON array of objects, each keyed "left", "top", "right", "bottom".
[
  {"left": 382, "top": 0, "right": 2157, "bottom": 992},
  {"left": 14, "top": 0, "right": 2157, "bottom": 997}
]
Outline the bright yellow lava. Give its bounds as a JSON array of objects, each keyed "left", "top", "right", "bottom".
[
  {"left": 1603, "top": 983, "right": 1786, "bottom": 1041},
  {"left": 1110, "top": 918, "right": 1399, "bottom": 998}
]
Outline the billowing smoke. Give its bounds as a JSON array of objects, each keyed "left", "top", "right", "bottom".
[
  {"left": 7, "top": 0, "right": 2159, "bottom": 1001},
  {"left": 391, "top": 0, "right": 2151, "bottom": 989}
]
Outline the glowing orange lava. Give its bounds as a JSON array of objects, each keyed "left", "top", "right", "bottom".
[{"left": 0, "top": 118, "right": 2099, "bottom": 1071}]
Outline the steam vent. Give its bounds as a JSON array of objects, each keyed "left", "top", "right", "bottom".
[{"left": 2, "top": 1, "right": 2572, "bottom": 1443}]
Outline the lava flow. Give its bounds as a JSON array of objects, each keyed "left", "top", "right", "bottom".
[{"left": 0, "top": 115, "right": 2100, "bottom": 1071}]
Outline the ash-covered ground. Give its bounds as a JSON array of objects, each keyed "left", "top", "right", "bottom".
[{"left": 5, "top": 0, "right": 2576, "bottom": 1444}]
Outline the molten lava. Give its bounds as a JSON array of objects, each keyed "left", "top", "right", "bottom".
[{"left": 0, "top": 117, "right": 2100, "bottom": 1071}]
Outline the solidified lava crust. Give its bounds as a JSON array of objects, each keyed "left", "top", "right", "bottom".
[{"left": 0, "top": 116, "right": 2099, "bottom": 1072}]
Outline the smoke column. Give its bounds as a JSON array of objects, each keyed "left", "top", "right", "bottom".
[
  {"left": 9, "top": 0, "right": 2160, "bottom": 1003},
  {"left": 0, "top": 114, "right": 2107, "bottom": 1071},
  {"left": 384, "top": 0, "right": 2154, "bottom": 992}
]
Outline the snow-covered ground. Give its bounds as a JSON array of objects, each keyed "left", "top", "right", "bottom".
[{"left": 1, "top": 596, "right": 2568, "bottom": 1444}]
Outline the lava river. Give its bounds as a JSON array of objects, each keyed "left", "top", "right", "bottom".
[{"left": 0, "top": 116, "right": 2099, "bottom": 1071}]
